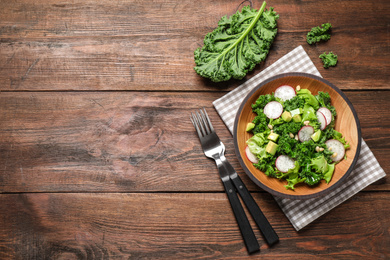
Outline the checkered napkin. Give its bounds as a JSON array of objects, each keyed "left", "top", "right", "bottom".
[{"left": 213, "top": 45, "right": 387, "bottom": 231}]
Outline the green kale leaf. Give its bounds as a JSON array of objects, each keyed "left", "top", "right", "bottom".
[
  {"left": 332, "top": 129, "right": 350, "bottom": 149},
  {"left": 194, "top": 2, "right": 279, "bottom": 82},
  {"left": 315, "top": 91, "right": 331, "bottom": 107},
  {"left": 283, "top": 95, "right": 305, "bottom": 111},
  {"left": 276, "top": 132, "right": 299, "bottom": 155},
  {"left": 304, "top": 172, "right": 322, "bottom": 186},
  {"left": 274, "top": 121, "right": 301, "bottom": 136},
  {"left": 319, "top": 52, "right": 338, "bottom": 68},
  {"left": 255, "top": 158, "right": 277, "bottom": 177},
  {"left": 316, "top": 91, "right": 337, "bottom": 122},
  {"left": 251, "top": 109, "right": 270, "bottom": 135},
  {"left": 252, "top": 93, "right": 275, "bottom": 110},
  {"left": 306, "top": 23, "right": 332, "bottom": 45},
  {"left": 269, "top": 117, "right": 284, "bottom": 127}
]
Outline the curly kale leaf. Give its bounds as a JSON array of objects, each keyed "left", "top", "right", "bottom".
[
  {"left": 283, "top": 95, "right": 305, "bottom": 111},
  {"left": 276, "top": 132, "right": 299, "bottom": 155},
  {"left": 252, "top": 93, "right": 275, "bottom": 110},
  {"left": 306, "top": 23, "right": 332, "bottom": 45},
  {"left": 316, "top": 91, "right": 337, "bottom": 119},
  {"left": 194, "top": 2, "right": 279, "bottom": 82},
  {"left": 254, "top": 156, "right": 277, "bottom": 177},
  {"left": 274, "top": 121, "right": 301, "bottom": 136},
  {"left": 316, "top": 91, "right": 331, "bottom": 107},
  {"left": 304, "top": 171, "right": 323, "bottom": 186},
  {"left": 319, "top": 52, "right": 338, "bottom": 68},
  {"left": 251, "top": 108, "right": 270, "bottom": 134},
  {"left": 332, "top": 129, "right": 350, "bottom": 149}
]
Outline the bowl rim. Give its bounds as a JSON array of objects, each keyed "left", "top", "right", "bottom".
[{"left": 233, "top": 72, "right": 362, "bottom": 200}]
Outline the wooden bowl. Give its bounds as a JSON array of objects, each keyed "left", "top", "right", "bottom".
[{"left": 233, "top": 73, "right": 361, "bottom": 200}]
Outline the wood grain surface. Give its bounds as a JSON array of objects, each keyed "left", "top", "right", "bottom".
[
  {"left": 0, "top": 0, "right": 389, "bottom": 258},
  {"left": 0, "top": 0, "right": 388, "bottom": 91},
  {"left": 0, "top": 91, "right": 388, "bottom": 193},
  {"left": 1, "top": 193, "right": 389, "bottom": 259}
]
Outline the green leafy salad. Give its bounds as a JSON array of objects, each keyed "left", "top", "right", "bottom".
[{"left": 244, "top": 85, "right": 350, "bottom": 190}]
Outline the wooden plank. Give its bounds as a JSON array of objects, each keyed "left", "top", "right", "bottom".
[
  {"left": 0, "top": 192, "right": 389, "bottom": 259},
  {"left": 0, "top": 0, "right": 388, "bottom": 91},
  {"left": 0, "top": 91, "right": 388, "bottom": 193}
]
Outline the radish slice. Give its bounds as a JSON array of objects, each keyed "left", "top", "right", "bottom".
[
  {"left": 325, "top": 139, "right": 345, "bottom": 162},
  {"left": 275, "top": 155, "right": 296, "bottom": 173},
  {"left": 298, "top": 125, "right": 314, "bottom": 142},
  {"left": 245, "top": 146, "right": 259, "bottom": 164},
  {"left": 316, "top": 111, "right": 327, "bottom": 130},
  {"left": 318, "top": 107, "right": 332, "bottom": 125},
  {"left": 263, "top": 101, "right": 283, "bottom": 119},
  {"left": 274, "top": 85, "right": 296, "bottom": 101}
]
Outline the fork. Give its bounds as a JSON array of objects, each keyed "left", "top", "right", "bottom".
[{"left": 190, "top": 108, "right": 279, "bottom": 253}]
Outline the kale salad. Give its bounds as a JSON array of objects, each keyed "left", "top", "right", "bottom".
[{"left": 245, "top": 85, "right": 350, "bottom": 190}]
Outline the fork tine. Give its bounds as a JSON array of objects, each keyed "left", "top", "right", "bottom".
[
  {"left": 190, "top": 112, "right": 203, "bottom": 138},
  {"left": 202, "top": 108, "right": 214, "bottom": 133},
  {"left": 195, "top": 111, "right": 206, "bottom": 136},
  {"left": 191, "top": 108, "right": 215, "bottom": 138},
  {"left": 199, "top": 109, "right": 211, "bottom": 135}
]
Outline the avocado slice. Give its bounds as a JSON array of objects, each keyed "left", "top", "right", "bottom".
[
  {"left": 266, "top": 141, "right": 278, "bottom": 155},
  {"left": 246, "top": 122, "right": 255, "bottom": 132},
  {"left": 267, "top": 132, "right": 279, "bottom": 142},
  {"left": 281, "top": 111, "right": 292, "bottom": 122},
  {"left": 311, "top": 129, "right": 321, "bottom": 142},
  {"left": 292, "top": 114, "right": 302, "bottom": 123}
]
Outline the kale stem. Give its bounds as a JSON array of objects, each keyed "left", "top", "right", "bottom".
[{"left": 220, "top": 1, "right": 266, "bottom": 56}]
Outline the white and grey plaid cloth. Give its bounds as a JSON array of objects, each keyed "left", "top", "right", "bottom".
[{"left": 213, "top": 45, "right": 386, "bottom": 231}]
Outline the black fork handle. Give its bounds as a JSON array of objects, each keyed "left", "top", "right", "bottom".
[
  {"left": 222, "top": 178, "right": 260, "bottom": 254},
  {"left": 230, "top": 172, "right": 279, "bottom": 245},
  {"left": 223, "top": 158, "right": 279, "bottom": 246},
  {"left": 215, "top": 158, "right": 259, "bottom": 254}
]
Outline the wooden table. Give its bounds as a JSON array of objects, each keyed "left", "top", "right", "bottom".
[{"left": 1, "top": 0, "right": 389, "bottom": 258}]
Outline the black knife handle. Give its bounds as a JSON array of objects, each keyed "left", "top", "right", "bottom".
[
  {"left": 222, "top": 178, "right": 260, "bottom": 254},
  {"left": 230, "top": 172, "right": 279, "bottom": 246}
]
